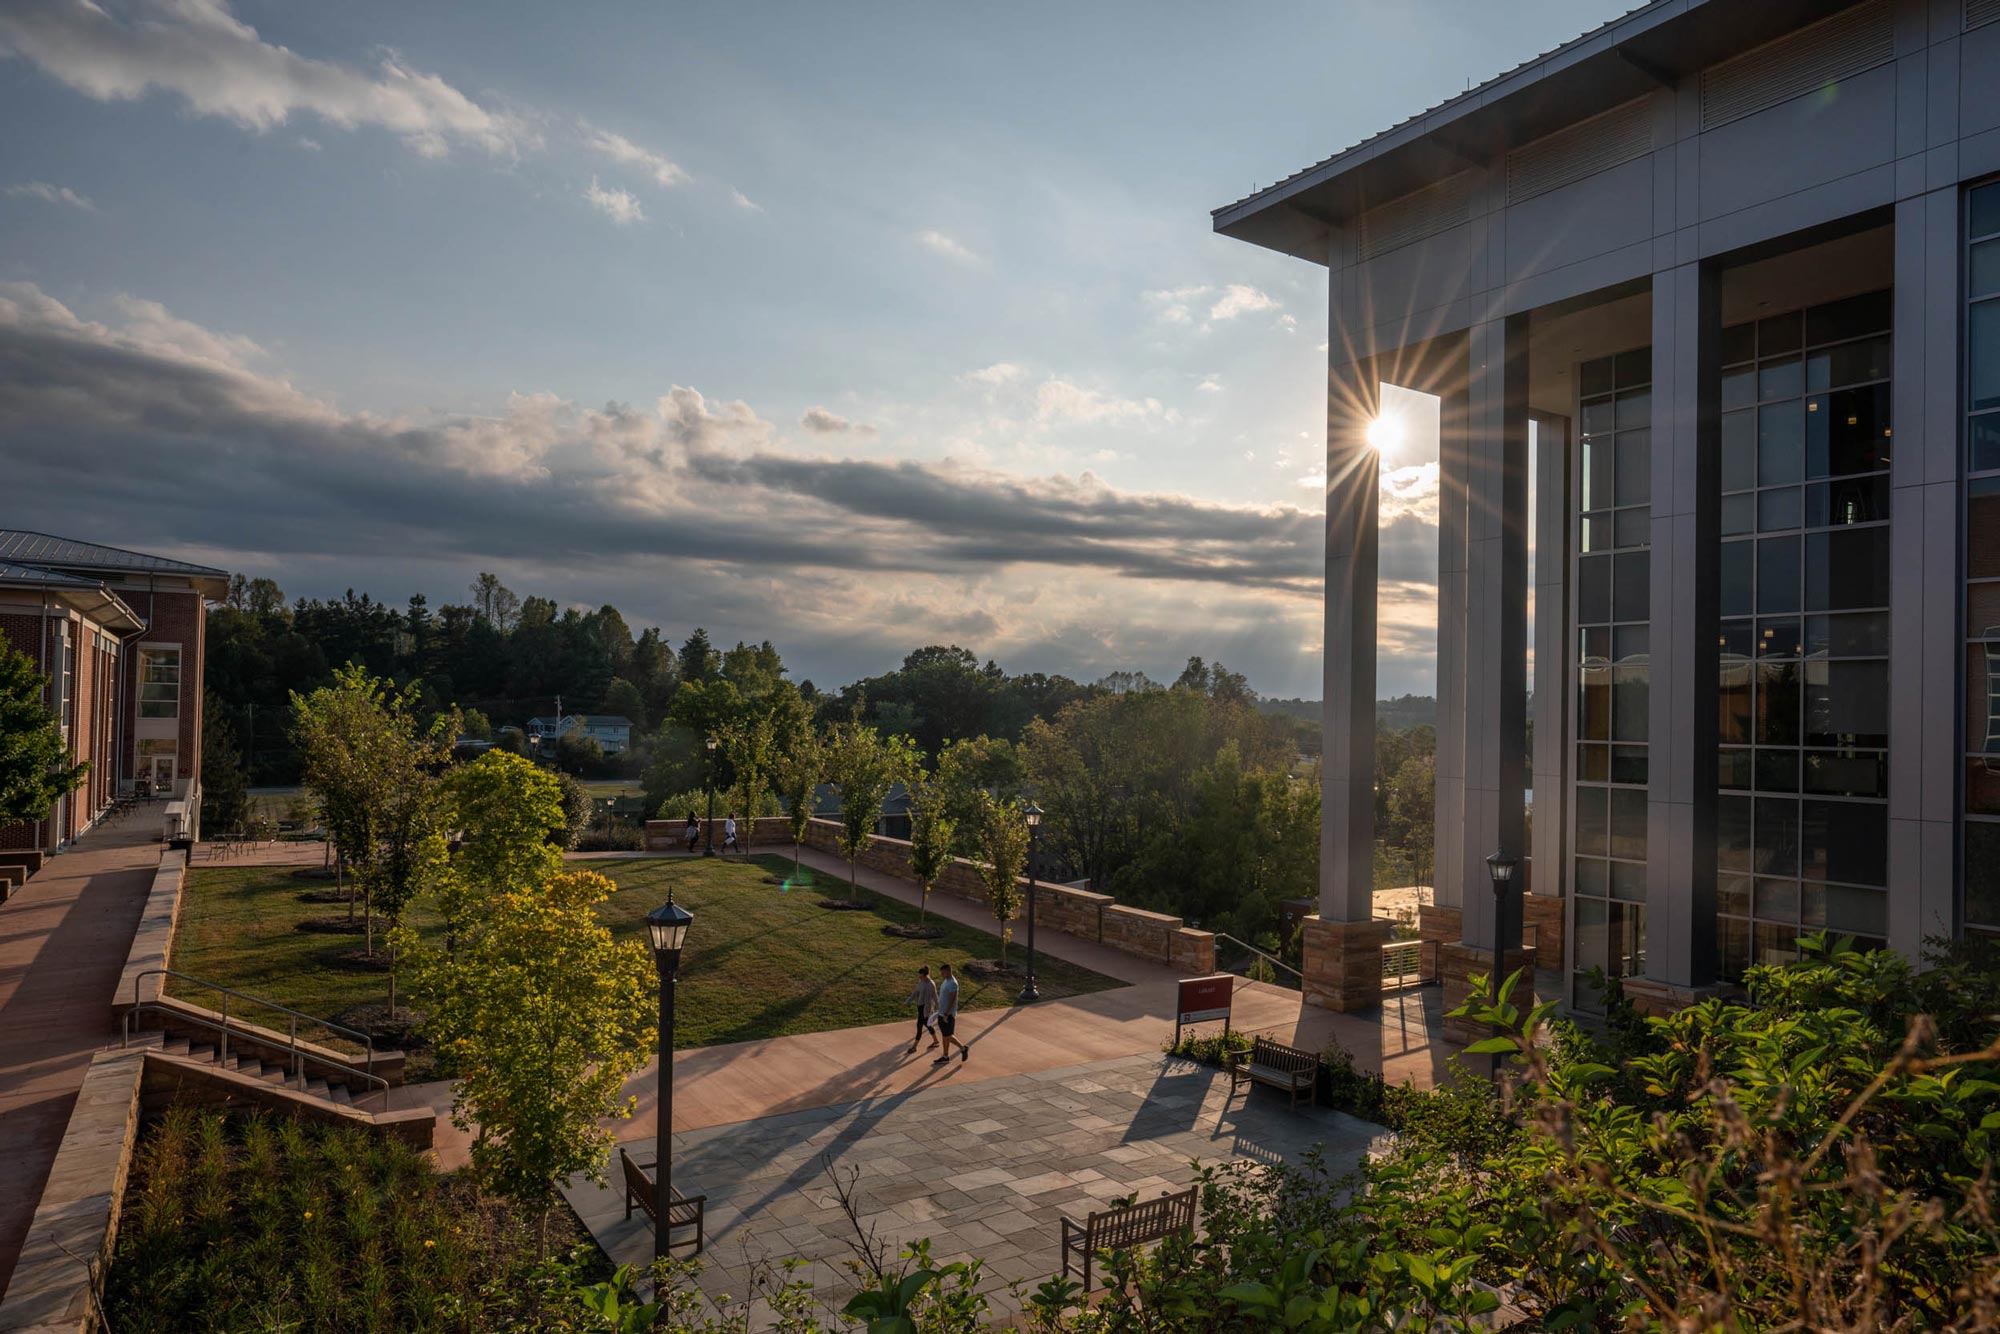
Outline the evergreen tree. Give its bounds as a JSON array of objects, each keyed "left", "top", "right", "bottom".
[{"left": 0, "top": 645, "right": 86, "bottom": 828}]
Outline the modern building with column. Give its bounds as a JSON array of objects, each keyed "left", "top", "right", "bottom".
[{"left": 1216, "top": 0, "right": 2000, "bottom": 1016}]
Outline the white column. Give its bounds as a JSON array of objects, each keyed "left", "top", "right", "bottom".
[
  {"left": 1433, "top": 380, "right": 1470, "bottom": 910},
  {"left": 1645, "top": 262, "right": 1719, "bottom": 988},
  {"left": 1459, "top": 316, "right": 1529, "bottom": 948},
  {"left": 1321, "top": 347, "right": 1380, "bottom": 925},
  {"left": 1887, "top": 187, "right": 1961, "bottom": 956}
]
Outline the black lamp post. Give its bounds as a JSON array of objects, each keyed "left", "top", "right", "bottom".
[
  {"left": 645, "top": 893, "right": 693, "bottom": 1259},
  {"left": 1483, "top": 850, "right": 1519, "bottom": 1079},
  {"left": 1017, "top": 802, "right": 1043, "bottom": 1003},
  {"left": 703, "top": 736, "right": 718, "bottom": 857}
]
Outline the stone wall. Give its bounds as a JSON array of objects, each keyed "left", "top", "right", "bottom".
[{"left": 644, "top": 816, "right": 1216, "bottom": 974}]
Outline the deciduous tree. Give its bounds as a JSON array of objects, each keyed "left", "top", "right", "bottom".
[
  {"left": 822, "top": 720, "right": 915, "bottom": 902},
  {"left": 772, "top": 723, "right": 823, "bottom": 883},
  {"left": 0, "top": 645, "right": 85, "bottom": 828},
  {"left": 905, "top": 760, "right": 958, "bottom": 928},
  {"left": 412, "top": 869, "right": 654, "bottom": 1250},
  {"left": 971, "top": 791, "right": 1028, "bottom": 963}
]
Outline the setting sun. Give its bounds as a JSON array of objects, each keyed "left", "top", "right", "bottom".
[{"left": 1366, "top": 413, "right": 1404, "bottom": 455}]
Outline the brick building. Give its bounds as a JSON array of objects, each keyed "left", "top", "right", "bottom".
[{"left": 0, "top": 532, "right": 227, "bottom": 853}]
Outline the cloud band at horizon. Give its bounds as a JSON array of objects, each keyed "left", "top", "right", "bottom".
[{"left": 0, "top": 282, "right": 1442, "bottom": 697}]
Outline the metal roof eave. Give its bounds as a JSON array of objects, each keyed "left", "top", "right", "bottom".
[{"left": 1210, "top": 0, "right": 1859, "bottom": 263}]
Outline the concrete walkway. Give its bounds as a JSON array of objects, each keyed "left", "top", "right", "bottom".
[
  {"left": 563, "top": 1050, "right": 1389, "bottom": 1329},
  {"left": 0, "top": 811, "right": 164, "bottom": 1297},
  {"left": 391, "top": 844, "right": 1461, "bottom": 1170}
]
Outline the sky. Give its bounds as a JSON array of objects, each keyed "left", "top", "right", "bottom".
[{"left": 0, "top": 0, "right": 1618, "bottom": 699}]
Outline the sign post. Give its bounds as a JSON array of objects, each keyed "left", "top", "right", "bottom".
[{"left": 1174, "top": 974, "right": 1233, "bottom": 1049}]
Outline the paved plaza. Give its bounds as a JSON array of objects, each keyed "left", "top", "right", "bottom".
[{"left": 564, "top": 1050, "right": 1388, "bottom": 1326}]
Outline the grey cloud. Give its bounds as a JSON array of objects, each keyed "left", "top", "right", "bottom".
[{"left": 799, "top": 406, "right": 873, "bottom": 436}]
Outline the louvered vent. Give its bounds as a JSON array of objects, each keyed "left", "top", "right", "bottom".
[
  {"left": 1506, "top": 98, "right": 1654, "bottom": 204},
  {"left": 1969, "top": 0, "right": 2000, "bottom": 29},
  {"left": 1700, "top": 0, "right": 1894, "bottom": 131},
  {"left": 1357, "top": 172, "right": 1474, "bottom": 261}
]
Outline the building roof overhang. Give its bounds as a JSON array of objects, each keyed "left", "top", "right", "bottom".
[
  {"left": 0, "top": 529, "right": 231, "bottom": 600},
  {"left": 1211, "top": 0, "right": 1864, "bottom": 264},
  {"left": 0, "top": 561, "right": 148, "bottom": 634}
]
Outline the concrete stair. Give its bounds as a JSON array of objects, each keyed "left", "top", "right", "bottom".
[{"left": 156, "top": 1034, "right": 364, "bottom": 1107}]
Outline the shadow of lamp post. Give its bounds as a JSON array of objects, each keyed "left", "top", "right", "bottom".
[
  {"left": 646, "top": 892, "right": 693, "bottom": 1259},
  {"left": 1018, "top": 801, "right": 1043, "bottom": 1003},
  {"left": 1483, "top": 849, "right": 1519, "bottom": 1080},
  {"left": 703, "top": 735, "right": 718, "bottom": 857}
]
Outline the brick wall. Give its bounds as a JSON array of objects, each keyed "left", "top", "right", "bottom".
[
  {"left": 119, "top": 585, "right": 206, "bottom": 805},
  {"left": 644, "top": 816, "right": 1216, "bottom": 974}
]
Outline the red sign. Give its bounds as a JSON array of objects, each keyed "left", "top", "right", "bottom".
[{"left": 1176, "top": 974, "right": 1233, "bottom": 1027}]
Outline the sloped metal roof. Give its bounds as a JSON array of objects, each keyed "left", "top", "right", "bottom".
[
  {"left": 0, "top": 559, "right": 147, "bottom": 631},
  {"left": 0, "top": 529, "right": 227, "bottom": 578},
  {"left": 0, "top": 559, "right": 106, "bottom": 590}
]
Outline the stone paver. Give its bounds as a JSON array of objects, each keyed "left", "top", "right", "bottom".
[
  {"left": 0, "top": 810, "right": 165, "bottom": 1298},
  {"left": 563, "top": 1050, "right": 1387, "bottom": 1328}
]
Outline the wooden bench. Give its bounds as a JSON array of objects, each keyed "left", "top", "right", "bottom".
[
  {"left": 618, "top": 1147, "right": 706, "bottom": 1254},
  {"left": 1226, "top": 1035, "right": 1318, "bottom": 1111},
  {"left": 1059, "top": 1187, "right": 1196, "bottom": 1290}
]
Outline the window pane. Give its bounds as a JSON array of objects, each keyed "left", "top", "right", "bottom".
[
  {"left": 1612, "top": 659, "right": 1648, "bottom": 742},
  {"left": 1609, "top": 787, "right": 1647, "bottom": 861},
  {"left": 1805, "top": 750, "right": 1888, "bottom": 798},
  {"left": 1974, "top": 181, "right": 2000, "bottom": 240},
  {"left": 1610, "top": 861, "right": 1646, "bottom": 904},
  {"left": 1804, "top": 290, "right": 1891, "bottom": 346},
  {"left": 1582, "top": 396, "right": 1616, "bottom": 436},
  {"left": 1614, "top": 507, "right": 1650, "bottom": 549},
  {"left": 1755, "top": 796, "right": 1799, "bottom": 876},
  {"left": 1720, "top": 661, "right": 1752, "bottom": 744},
  {"left": 1615, "top": 431, "right": 1650, "bottom": 505},
  {"left": 1718, "top": 873, "right": 1751, "bottom": 915},
  {"left": 1759, "top": 402, "right": 1803, "bottom": 485},
  {"left": 1580, "top": 356, "right": 1615, "bottom": 398},
  {"left": 1611, "top": 745, "right": 1648, "bottom": 785},
  {"left": 1575, "top": 897, "right": 1609, "bottom": 973},
  {"left": 1755, "top": 749, "right": 1799, "bottom": 792},
  {"left": 1821, "top": 475, "right": 1889, "bottom": 526},
  {"left": 1973, "top": 414, "right": 2000, "bottom": 475},
  {"left": 1755, "top": 877, "right": 1799, "bottom": 921},
  {"left": 1975, "top": 241, "right": 2000, "bottom": 300},
  {"left": 1576, "top": 742, "right": 1609, "bottom": 781},
  {"left": 1581, "top": 512, "right": 1610, "bottom": 552},
  {"left": 1805, "top": 660, "right": 1890, "bottom": 748},
  {"left": 1616, "top": 389, "right": 1650, "bottom": 430},
  {"left": 1800, "top": 799, "right": 1887, "bottom": 886},
  {"left": 1757, "top": 661, "right": 1801, "bottom": 746},
  {"left": 1719, "top": 917, "right": 1750, "bottom": 978},
  {"left": 1721, "top": 409, "right": 1756, "bottom": 489},
  {"left": 1576, "top": 786, "right": 1608, "bottom": 857},
  {"left": 1971, "top": 479, "right": 2000, "bottom": 579},
  {"left": 1721, "top": 322, "right": 1756, "bottom": 366},
  {"left": 1614, "top": 348, "right": 1650, "bottom": 388},
  {"left": 1760, "top": 358, "right": 1803, "bottom": 401},
  {"left": 1758, "top": 487, "right": 1800, "bottom": 532},
  {"left": 1805, "top": 527, "right": 1890, "bottom": 611},
  {"left": 1973, "top": 299, "right": 2000, "bottom": 412},
  {"left": 1967, "top": 821, "right": 2000, "bottom": 929},
  {"left": 1721, "top": 540, "right": 1754, "bottom": 617},
  {"left": 1718, "top": 795, "right": 1754, "bottom": 873},
  {"left": 1758, "top": 535, "right": 1801, "bottom": 613},
  {"left": 1758, "top": 312, "right": 1802, "bottom": 357},
  {"left": 1580, "top": 554, "right": 1611, "bottom": 623},
  {"left": 1757, "top": 618, "right": 1802, "bottom": 658},
  {"left": 1583, "top": 438, "right": 1614, "bottom": 509},
  {"left": 1614, "top": 551, "right": 1650, "bottom": 622},
  {"left": 1723, "top": 492, "right": 1755, "bottom": 535},
  {"left": 1575, "top": 857, "right": 1608, "bottom": 897},
  {"left": 1807, "top": 385, "right": 1892, "bottom": 478},
  {"left": 1822, "top": 885, "right": 1887, "bottom": 936}
]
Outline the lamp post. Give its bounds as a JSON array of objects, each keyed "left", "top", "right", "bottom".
[
  {"left": 703, "top": 735, "right": 718, "bottom": 857},
  {"left": 645, "top": 893, "right": 693, "bottom": 1259},
  {"left": 1018, "top": 802, "right": 1043, "bottom": 1003},
  {"left": 1483, "top": 850, "right": 1519, "bottom": 1080}
]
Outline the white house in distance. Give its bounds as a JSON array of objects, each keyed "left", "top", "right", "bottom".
[{"left": 525, "top": 714, "right": 634, "bottom": 755}]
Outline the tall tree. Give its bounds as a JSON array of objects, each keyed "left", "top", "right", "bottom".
[
  {"left": 905, "top": 761, "right": 958, "bottom": 928},
  {"left": 411, "top": 869, "right": 653, "bottom": 1251},
  {"left": 718, "top": 712, "right": 776, "bottom": 858},
  {"left": 198, "top": 691, "right": 249, "bottom": 835},
  {"left": 822, "top": 719, "right": 915, "bottom": 903},
  {"left": 0, "top": 645, "right": 86, "bottom": 829},
  {"left": 771, "top": 721, "right": 824, "bottom": 883},
  {"left": 290, "top": 665, "right": 392, "bottom": 911},
  {"left": 971, "top": 791, "right": 1029, "bottom": 963},
  {"left": 677, "top": 628, "right": 720, "bottom": 684},
  {"left": 469, "top": 572, "right": 520, "bottom": 629},
  {"left": 442, "top": 752, "right": 567, "bottom": 934}
]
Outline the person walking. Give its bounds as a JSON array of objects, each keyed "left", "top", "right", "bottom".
[
  {"left": 723, "top": 813, "right": 739, "bottom": 854},
  {"left": 932, "top": 962, "right": 968, "bottom": 1065},
  {"left": 684, "top": 810, "right": 700, "bottom": 854},
  {"left": 905, "top": 965, "right": 939, "bottom": 1055}
]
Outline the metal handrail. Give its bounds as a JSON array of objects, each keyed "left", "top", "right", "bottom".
[
  {"left": 1213, "top": 933, "right": 1305, "bottom": 984},
  {"left": 124, "top": 999, "right": 390, "bottom": 1105},
  {"left": 125, "top": 968, "right": 378, "bottom": 1083}
]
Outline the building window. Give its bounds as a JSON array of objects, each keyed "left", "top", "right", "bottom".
[
  {"left": 1572, "top": 347, "right": 1651, "bottom": 1009},
  {"left": 1965, "top": 180, "right": 2000, "bottom": 938},
  {"left": 1716, "top": 290, "right": 1893, "bottom": 977},
  {"left": 138, "top": 645, "right": 181, "bottom": 720}
]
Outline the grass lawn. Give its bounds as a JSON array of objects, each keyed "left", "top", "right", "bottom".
[{"left": 168, "top": 854, "right": 1119, "bottom": 1056}]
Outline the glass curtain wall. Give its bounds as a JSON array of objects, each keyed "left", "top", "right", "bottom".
[
  {"left": 1716, "top": 290, "right": 1893, "bottom": 977},
  {"left": 1572, "top": 347, "right": 1651, "bottom": 1009},
  {"left": 1965, "top": 180, "right": 2000, "bottom": 938}
]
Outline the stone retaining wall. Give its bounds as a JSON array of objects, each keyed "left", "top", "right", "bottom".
[{"left": 644, "top": 816, "right": 1215, "bottom": 974}]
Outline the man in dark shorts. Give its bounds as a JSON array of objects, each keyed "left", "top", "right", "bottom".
[{"left": 933, "top": 962, "right": 968, "bottom": 1065}]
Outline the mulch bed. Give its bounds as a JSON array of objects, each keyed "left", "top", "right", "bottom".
[
  {"left": 294, "top": 915, "right": 386, "bottom": 936},
  {"left": 883, "top": 924, "right": 947, "bottom": 940},
  {"left": 335, "top": 1002, "right": 426, "bottom": 1048},
  {"left": 296, "top": 888, "right": 354, "bottom": 905},
  {"left": 321, "top": 945, "right": 394, "bottom": 973},
  {"left": 817, "top": 898, "right": 871, "bottom": 911},
  {"left": 962, "top": 959, "right": 1025, "bottom": 981}
]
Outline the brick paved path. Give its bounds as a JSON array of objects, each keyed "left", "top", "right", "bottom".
[
  {"left": 0, "top": 815, "right": 164, "bottom": 1297},
  {"left": 564, "top": 1050, "right": 1386, "bottom": 1328}
]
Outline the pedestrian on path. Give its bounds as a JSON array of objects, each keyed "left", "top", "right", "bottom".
[
  {"left": 684, "top": 810, "right": 700, "bottom": 853},
  {"left": 723, "top": 814, "right": 739, "bottom": 853},
  {"left": 906, "top": 965, "right": 939, "bottom": 1055},
  {"left": 932, "top": 962, "right": 968, "bottom": 1065}
]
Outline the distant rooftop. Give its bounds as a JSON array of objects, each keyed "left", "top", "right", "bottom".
[{"left": 0, "top": 530, "right": 228, "bottom": 580}]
